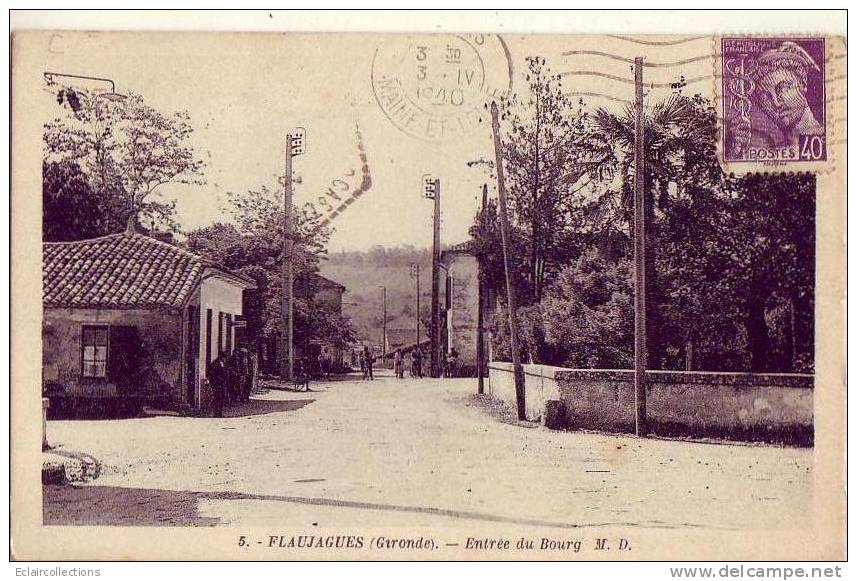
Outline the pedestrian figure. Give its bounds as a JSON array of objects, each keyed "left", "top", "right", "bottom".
[
  {"left": 237, "top": 346, "right": 254, "bottom": 402},
  {"left": 359, "top": 349, "right": 367, "bottom": 380},
  {"left": 207, "top": 351, "right": 228, "bottom": 418},
  {"left": 447, "top": 347, "right": 459, "bottom": 378},
  {"left": 316, "top": 353, "right": 327, "bottom": 380},
  {"left": 225, "top": 350, "right": 240, "bottom": 404},
  {"left": 393, "top": 349, "right": 404, "bottom": 379},
  {"left": 363, "top": 345, "right": 375, "bottom": 381},
  {"left": 411, "top": 347, "right": 423, "bottom": 378},
  {"left": 294, "top": 357, "right": 311, "bottom": 391}
]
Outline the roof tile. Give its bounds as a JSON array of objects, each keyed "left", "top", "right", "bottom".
[{"left": 43, "top": 233, "right": 206, "bottom": 309}]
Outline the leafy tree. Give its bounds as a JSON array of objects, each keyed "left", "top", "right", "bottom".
[
  {"left": 587, "top": 93, "right": 723, "bottom": 368},
  {"left": 493, "top": 57, "right": 593, "bottom": 302},
  {"left": 473, "top": 73, "right": 814, "bottom": 373},
  {"left": 44, "top": 89, "right": 204, "bottom": 233},
  {"left": 185, "top": 181, "right": 352, "bottom": 368},
  {"left": 721, "top": 173, "right": 815, "bottom": 372},
  {"left": 43, "top": 159, "right": 120, "bottom": 241},
  {"left": 539, "top": 249, "right": 634, "bottom": 368}
]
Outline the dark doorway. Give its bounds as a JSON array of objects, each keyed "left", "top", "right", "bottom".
[{"left": 186, "top": 306, "right": 200, "bottom": 406}]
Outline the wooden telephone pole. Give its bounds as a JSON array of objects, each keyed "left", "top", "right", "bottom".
[
  {"left": 489, "top": 102, "right": 526, "bottom": 420},
  {"left": 380, "top": 286, "right": 387, "bottom": 358},
  {"left": 281, "top": 134, "right": 295, "bottom": 382},
  {"left": 476, "top": 184, "right": 488, "bottom": 395},
  {"left": 429, "top": 179, "right": 442, "bottom": 378},
  {"left": 633, "top": 57, "right": 648, "bottom": 436},
  {"left": 280, "top": 128, "right": 305, "bottom": 382},
  {"left": 411, "top": 263, "right": 421, "bottom": 348}
]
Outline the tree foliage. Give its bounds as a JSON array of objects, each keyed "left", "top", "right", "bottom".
[
  {"left": 478, "top": 63, "right": 815, "bottom": 373},
  {"left": 185, "top": 182, "right": 355, "bottom": 364},
  {"left": 44, "top": 89, "right": 204, "bottom": 234}
]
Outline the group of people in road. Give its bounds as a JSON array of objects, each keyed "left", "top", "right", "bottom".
[
  {"left": 390, "top": 346, "right": 459, "bottom": 379},
  {"left": 294, "top": 354, "right": 329, "bottom": 391},
  {"left": 392, "top": 347, "right": 424, "bottom": 379},
  {"left": 205, "top": 346, "right": 257, "bottom": 418}
]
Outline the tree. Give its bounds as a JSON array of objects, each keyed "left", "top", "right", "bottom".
[
  {"left": 540, "top": 249, "right": 634, "bottom": 368},
  {"left": 720, "top": 173, "right": 815, "bottom": 372},
  {"left": 44, "top": 90, "right": 205, "bottom": 233},
  {"left": 43, "top": 159, "right": 120, "bottom": 241},
  {"left": 587, "top": 93, "right": 723, "bottom": 368},
  {"left": 494, "top": 57, "right": 593, "bottom": 302},
  {"left": 186, "top": 180, "right": 345, "bottom": 369}
]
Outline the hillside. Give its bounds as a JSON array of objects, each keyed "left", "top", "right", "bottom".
[{"left": 318, "top": 245, "right": 435, "bottom": 347}]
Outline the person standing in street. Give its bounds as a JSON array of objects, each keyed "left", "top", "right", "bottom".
[
  {"left": 412, "top": 347, "right": 423, "bottom": 379},
  {"left": 363, "top": 345, "right": 375, "bottom": 381},
  {"left": 393, "top": 349, "right": 404, "bottom": 379},
  {"left": 207, "top": 351, "right": 228, "bottom": 418},
  {"left": 448, "top": 347, "right": 459, "bottom": 378}
]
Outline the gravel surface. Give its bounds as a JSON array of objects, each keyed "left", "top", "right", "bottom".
[{"left": 44, "top": 373, "right": 812, "bottom": 529}]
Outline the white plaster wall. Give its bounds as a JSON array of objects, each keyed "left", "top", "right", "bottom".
[{"left": 195, "top": 273, "right": 246, "bottom": 404}]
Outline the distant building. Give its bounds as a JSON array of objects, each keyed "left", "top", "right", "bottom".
[
  {"left": 296, "top": 272, "right": 347, "bottom": 366},
  {"left": 439, "top": 241, "right": 483, "bottom": 373},
  {"left": 42, "top": 220, "right": 255, "bottom": 414},
  {"left": 383, "top": 316, "right": 428, "bottom": 354}
]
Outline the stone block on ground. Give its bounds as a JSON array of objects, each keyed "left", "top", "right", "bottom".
[{"left": 543, "top": 399, "right": 566, "bottom": 430}]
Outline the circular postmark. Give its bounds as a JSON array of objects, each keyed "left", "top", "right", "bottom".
[{"left": 371, "top": 34, "right": 513, "bottom": 142}]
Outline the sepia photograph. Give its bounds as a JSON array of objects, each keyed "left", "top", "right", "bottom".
[{"left": 9, "top": 10, "right": 847, "bottom": 564}]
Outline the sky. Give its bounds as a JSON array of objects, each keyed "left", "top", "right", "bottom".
[{"left": 31, "top": 30, "right": 742, "bottom": 251}]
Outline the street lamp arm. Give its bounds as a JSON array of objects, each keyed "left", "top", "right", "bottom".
[{"left": 44, "top": 71, "right": 117, "bottom": 94}]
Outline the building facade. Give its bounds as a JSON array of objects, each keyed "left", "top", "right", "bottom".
[
  {"left": 42, "top": 224, "right": 254, "bottom": 413},
  {"left": 439, "top": 241, "right": 482, "bottom": 374}
]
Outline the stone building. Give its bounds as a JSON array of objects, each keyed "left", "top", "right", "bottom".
[
  {"left": 439, "top": 241, "right": 483, "bottom": 374},
  {"left": 296, "top": 273, "right": 347, "bottom": 366},
  {"left": 42, "top": 222, "right": 254, "bottom": 414}
]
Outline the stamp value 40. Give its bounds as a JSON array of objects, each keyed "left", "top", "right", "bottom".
[{"left": 721, "top": 37, "right": 826, "bottom": 164}]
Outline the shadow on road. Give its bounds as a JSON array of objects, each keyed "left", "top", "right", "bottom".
[
  {"left": 44, "top": 484, "right": 709, "bottom": 529},
  {"left": 223, "top": 398, "right": 315, "bottom": 418},
  {"left": 44, "top": 485, "right": 220, "bottom": 526}
]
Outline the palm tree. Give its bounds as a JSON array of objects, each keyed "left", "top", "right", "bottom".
[{"left": 584, "top": 93, "right": 722, "bottom": 368}]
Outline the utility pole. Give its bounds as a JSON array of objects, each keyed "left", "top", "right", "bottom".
[
  {"left": 423, "top": 176, "right": 442, "bottom": 378},
  {"left": 281, "top": 128, "right": 306, "bottom": 382},
  {"left": 380, "top": 286, "right": 387, "bottom": 359},
  {"left": 411, "top": 263, "right": 421, "bottom": 348},
  {"left": 489, "top": 102, "right": 526, "bottom": 420},
  {"left": 476, "top": 183, "right": 488, "bottom": 395},
  {"left": 633, "top": 57, "right": 648, "bottom": 437},
  {"left": 281, "top": 135, "right": 294, "bottom": 382}
]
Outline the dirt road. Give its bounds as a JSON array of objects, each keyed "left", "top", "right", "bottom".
[{"left": 44, "top": 373, "right": 812, "bottom": 530}]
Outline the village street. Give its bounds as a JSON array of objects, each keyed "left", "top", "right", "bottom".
[{"left": 44, "top": 373, "right": 812, "bottom": 531}]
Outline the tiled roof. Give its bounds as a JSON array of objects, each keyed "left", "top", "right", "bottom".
[
  {"left": 312, "top": 273, "right": 345, "bottom": 290},
  {"left": 442, "top": 240, "right": 474, "bottom": 256},
  {"left": 43, "top": 232, "right": 207, "bottom": 309}
]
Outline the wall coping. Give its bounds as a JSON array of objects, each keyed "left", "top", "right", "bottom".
[{"left": 488, "top": 362, "right": 814, "bottom": 389}]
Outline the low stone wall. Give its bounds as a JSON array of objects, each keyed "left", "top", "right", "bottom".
[{"left": 488, "top": 362, "right": 813, "bottom": 446}]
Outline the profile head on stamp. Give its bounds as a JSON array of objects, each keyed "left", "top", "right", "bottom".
[{"left": 754, "top": 41, "right": 823, "bottom": 137}]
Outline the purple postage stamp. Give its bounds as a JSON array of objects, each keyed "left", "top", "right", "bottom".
[{"left": 722, "top": 37, "right": 826, "bottom": 163}]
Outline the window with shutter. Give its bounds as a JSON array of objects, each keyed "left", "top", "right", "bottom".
[
  {"left": 217, "top": 312, "right": 224, "bottom": 355},
  {"left": 107, "top": 326, "right": 142, "bottom": 387}
]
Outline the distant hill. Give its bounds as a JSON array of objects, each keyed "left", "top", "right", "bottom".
[{"left": 319, "top": 245, "right": 435, "bottom": 347}]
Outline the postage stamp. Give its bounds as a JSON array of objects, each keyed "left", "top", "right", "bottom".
[{"left": 721, "top": 37, "right": 827, "bottom": 166}]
